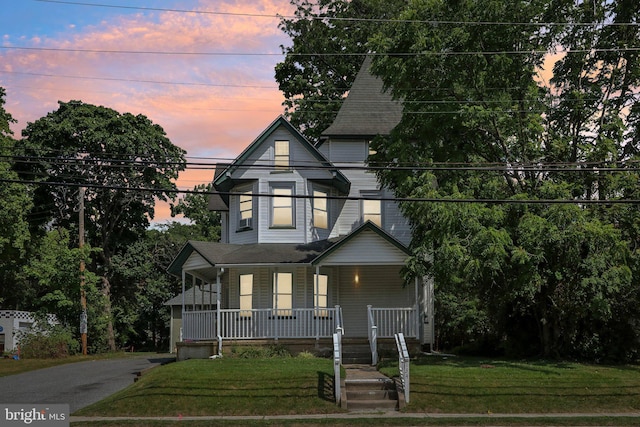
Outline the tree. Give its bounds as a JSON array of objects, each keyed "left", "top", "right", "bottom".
[
  {"left": 0, "top": 87, "right": 33, "bottom": 306},
  {"left": 276, "top": 0, "right": 404, "bottom": 141},
  {"left": 18, "top": 101, "right": 187, "bottom": 350},
  {"left": 367, "top": 0, "right": 640, "bottom": 359},
  {"left": 170, "top": 183, "right": 221, "bottom": 241}
]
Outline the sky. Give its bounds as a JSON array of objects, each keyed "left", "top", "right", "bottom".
[{"left": 1, "top": 0, "right": 295, "bottom": 224}]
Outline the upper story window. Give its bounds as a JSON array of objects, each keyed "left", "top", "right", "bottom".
[
  {"left": 313, "top": 189, "right": 329, "bottom": 229},
  {"left": 362, "top": 194, "right": 382, "bottom": 227},
  {"left": 271, "top": 183, "right": 295, "bottom": 228},
  {"left": 238, "top": 190, "right": 253, "bottom": 230},
  {"left": 274, "top": 140, "right": 290, "bottom": 170}
]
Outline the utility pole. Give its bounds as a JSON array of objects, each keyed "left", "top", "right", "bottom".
[{"left": 79, "top": 186, "right": 88, "bottom": 355}]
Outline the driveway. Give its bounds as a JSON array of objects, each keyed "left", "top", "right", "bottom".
[{"left": 0, "top": 355, "right": 174, "bottom": 412}]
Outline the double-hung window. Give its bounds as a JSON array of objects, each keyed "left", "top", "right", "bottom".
[
  {"left": 271, "top": 184, "right": 295, "bottom": 228},
  {"left": 273, "top": 272, "right": 293, "bottom": 317},
  {"left": 362, "top": 193, "right": 382, "bottom": 227},
  {"left": 274, "top": 140, "right": 289, "bottom": 170},
  {"left": 314, "top": 273, "right": 329, "bottom": 317},
  {"left": 313, "top": 189, "right": 328, "bottom": 229},
  {"left": 239, "top": 274, "right": 253, "bottom": 317},
  {"left": 238, "top": 190, "right": 253, "bottom": 230}
]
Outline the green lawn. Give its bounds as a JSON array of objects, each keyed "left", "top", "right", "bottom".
[
  {"left": 379, "top": 356, "right": 640, "bottom": 414},
  {"left": 6, "top": 353, "right": 640, "bottom": 426},
  {"left": 74, "top": 357, "right": 340, "bottom": 417}
]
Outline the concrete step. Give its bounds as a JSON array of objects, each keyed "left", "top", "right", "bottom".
[{"left": 344, "top": 378, "right": 399, "bottom": 411}]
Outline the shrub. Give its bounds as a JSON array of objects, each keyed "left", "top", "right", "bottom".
[{"left": 18, "top": 324, "right": 79, "bottom": 359}]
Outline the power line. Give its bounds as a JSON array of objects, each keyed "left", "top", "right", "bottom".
[
  {"left": 2, "top": 176, "right": 640, "bottom": 205},
  {"left": 34, "top": 0, "right": 640, "bottom": 27},
  {"left": 4, "top": 45, "right": 640, "bottom": 57}
]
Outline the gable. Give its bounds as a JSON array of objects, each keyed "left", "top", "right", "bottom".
[
  {"left": 214, "top": 116, "right": 349, "bottom": 195},
  {"left": 313, "top": 222, "right": 409, "bottom": 266}
]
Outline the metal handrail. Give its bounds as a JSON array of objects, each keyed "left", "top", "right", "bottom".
[
  {"left": 395, "top": 332, "right": 410, "bottom": 403},
  {"left": 333, "top": 332, "right": 342, "bottom": 404},
  {"left": 367, "top": 305, "right": 378, "bottom": 365}
]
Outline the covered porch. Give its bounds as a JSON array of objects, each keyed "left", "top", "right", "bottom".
[{"left": 167, "top": 223, "right": 429, "bottom": 359}]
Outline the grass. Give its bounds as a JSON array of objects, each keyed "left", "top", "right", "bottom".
[
  {"left": 0, "top": 351, "right": 148, "bottom": 377},
  {"left": 378, "top": 356, "right": 640, "bottom": 414},
  {"left": 74, "top": 357, "right": 340, "bottom": 417},
  {"left": 5, "top": 352, "right": 639, "bottom": 425}
]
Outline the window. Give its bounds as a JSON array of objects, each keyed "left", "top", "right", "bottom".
[
  {"left": 314, "top": 274, "right": 329, "bottom": 317},
  {"left": 313, "top": 189, "right": 328, "bottom": 229},
  {"left": 273, "top": 272, "right": 293, "bottom": 316},
  {"left": 238, "top": 191, "right": 253, "bottom": 230},
  {"left": 362, "top": 198, "right": 382, "bottom": 227},
  {"left": 271, "top": 184, "right": 294, "bottom": 228},
  {"left": 274, "top": 140, "right": 289, "bottom": 170},
  {"left": 239, "top": 274, "right": 253, "bottom": 317}
]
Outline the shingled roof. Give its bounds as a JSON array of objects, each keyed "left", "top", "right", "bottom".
[{"left": 321, "top": 56, "right": 403, "bottom": 139}]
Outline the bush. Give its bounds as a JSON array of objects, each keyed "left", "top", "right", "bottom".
[
  {"left": 18, "top": 324, "right": 79, "bottom": 359},
  {"left": 232, "top": 345, "right": 292, "bottom": 359}
]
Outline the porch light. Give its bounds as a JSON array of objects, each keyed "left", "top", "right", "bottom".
[{"left": 354, "top": 273, "right": 359, "bottom": 285}]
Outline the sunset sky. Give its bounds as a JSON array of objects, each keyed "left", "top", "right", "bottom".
[{"left": 1, "top": 0, "right": 295, "bottom": 224}]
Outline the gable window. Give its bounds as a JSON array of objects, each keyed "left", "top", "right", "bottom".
[
  {"left": 239, "top": 274, "right": 253, "bottom": 317},
  {"left": 271, "top": 184, "right": 295, "bottom": 228},
  {"left": 273, "top": 272, "right": 293, "bottom": 316},
  {"left": 362, "top": 197, "right": 382, "bottom": 227},
  {"left": 313, "top": 189, "right": 328, "bottom": 229},
  {"left": 274, "top": 140, "right": 290, "bottom": 170},
  {"left": 314, "top": 273, "right": 329, "bottom": 317},
  {"left": 238, "top": 191, "right": 253, "bottom": 230}
]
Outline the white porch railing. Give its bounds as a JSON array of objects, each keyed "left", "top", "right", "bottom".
[
  {"left": 395, "top": 332, "right": 410, "bottom": 403},
  {"left": 368, "top": 306, "right": 419, "bottom": 338},
  {"left": 182, "top": 307, "right": 342, "bottom": 341},
  {"left": 182, "top": 310, "right": 216, "bottom": 341}
]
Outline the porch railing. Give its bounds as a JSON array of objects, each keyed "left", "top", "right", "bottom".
[
  {"left": 182, "top": 307, "right": 341, "bottom": 341},
  {"left": 182, "top": 310, "right": 216, "bottom": 341},
  {"left": 368, "top": 306, "right": 419, "bottom": 338}
]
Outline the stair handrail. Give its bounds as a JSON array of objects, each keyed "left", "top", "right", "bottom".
[
  {"left": 367, "top": 305, "right": 378, "bottom": 365},
  {"left": 394, "top": 332, "right": 410, "bottom": 403},
  {"left": 333, "top": 332, "right": 342, "bottom": 404}
]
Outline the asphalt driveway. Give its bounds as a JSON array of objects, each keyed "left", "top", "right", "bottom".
[{"left": 0, "top": 355, "right": 174, "bottom": 412}]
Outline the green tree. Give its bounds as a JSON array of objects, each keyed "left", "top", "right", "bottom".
[
  {"left": 276, "top": 0, "right": 404, "bottom": 141},
  {"left": 170, "top": 183, "right": 221, "bottom": 241},
  {"left": 18, "top": 100, "right": 187, "bottom": 350},
  {"left": 366, "top": 0, "right": 640, "bottom": 359},
  {"left": 0, "top": 87, "right": 33, "bottom": 306}
]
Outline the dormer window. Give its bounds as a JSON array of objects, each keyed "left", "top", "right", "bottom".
[
  {"left": 274, "top": 140, "right": 290, "bottom": 170},
  {"left": 313, "top": 189, "right": 329, "bottom": 229}
]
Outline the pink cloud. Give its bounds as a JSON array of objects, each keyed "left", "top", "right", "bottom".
[{"left": 1, "top": 0, "right": 294, "bottom": 223}]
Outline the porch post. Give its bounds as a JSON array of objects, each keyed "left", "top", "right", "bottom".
[
  {"left": 315, "top": 265, "right": 320, "bottom": 341},
  {"left": 181, "top": 269, "right": 185, "bottom": 342},
  {"left": 217, "top": 268, "right": 222, "bottom": 355},
  {"left": 415, "top": 276, "right": 420, "bottom": 340}
]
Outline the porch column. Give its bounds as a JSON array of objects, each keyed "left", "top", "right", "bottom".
[
  {"left": 415, "top": 276, "right": 420, "bottom": 340},
  {"left": 315, "top": 265, "right": 320, "bottom": 341},
  {"left": 216, "top": 268, "right": 223, "bottom": 354},
  {"left": 181, "top": 269, "right": 186, "bottom": 343}
]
